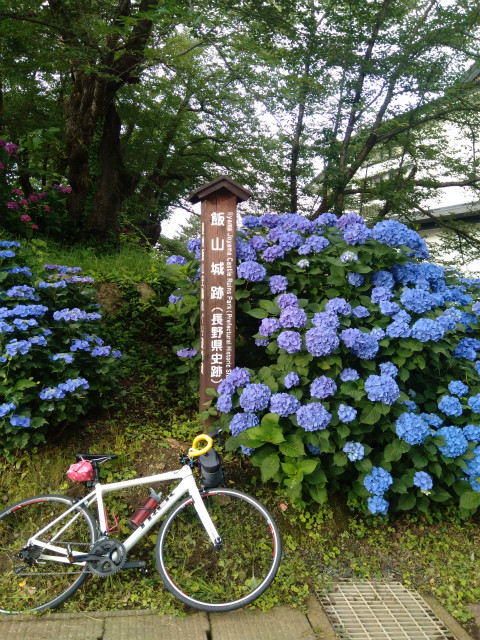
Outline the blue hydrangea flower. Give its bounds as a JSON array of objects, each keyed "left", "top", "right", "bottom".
[
  {"left": 448, "top": 380, "right": 469, "bottom": 397},
  {"left": 187, "top": 238, "right": 201, "bottom": 259},
  {"left": 371, "top": 271, "right": 395, "bottom": 288},
  {"left": 371, "top": 287, "right": 393, "bottom": 303},
  {"left": 438, "top": 395, "right": 463, "bottom": 417},
  {"left": 259, "top": 318, "right": 281, "bottom": 337},
  {"left": 379, "top": 301, "right": 400, "bottom": 316},
  {"left": 400, "top": 289, "right": 437, "bottom": 314},
  {"left": 454, "top": 338, "right": 480, "bottom": 360},
  {"left": 379, "top": 362, "right": 398, "bottom": 378},
  {"left": 10, "top": 415, "right": 30, "bottom": 428},
  {"left": 279, "top": 231, "right": 303, "bottom": 251},
  {"left": 436, "top": 426, "right": 468, "bottom": 458},
  {"left": 343, "top": 223, "right": 372, "bottom": 245},
  {"left": 236, "top": 239, "right": 257, "bottom": 261},
  {"left": 310, "top": 376, "right": 337, "bottom": 399},
  {"left": 340, "top": 368, "right": 359, "bottom": 382},
  {"left": 270, "top": 393, "right": 301, "bottom": 417},
  {"left": 217, "top": 394, "right": 233, "bottom": 413},
  {"left": 229, "top": 412, "right": 260, "bottom": 436},
  {"left": 280, "top": 307, "right": 307, "bottom": 329},
  {"left": 312, "top": 311, "right": 340, "bottom": 330},
  {"left": 237, "top": 260, "right": 266, "bottom": 282},
  {"left": 277, "top": 331, "right": 302, "bottom": 353},
  {"left": 239, "top": 383, "right": 271, "bottom": 412},
  {"left": 420, "top": 412, "right": 443, "bottom": 428},
  {"left": 371, "top": 220, "right": 429, "bottom": 259},
  {"left": 166, "top": 255, "right": 187, "bottom": 266},
  {"left": 413, "top": 471, "right": 433, "bottom": 491},
  {"left": 325, "top": 297, "right": 351, "bottom": 316},
  {"left": 262, "top": 245, "right": 285, "bottom": 262},
  {"left": 343, "top": 441, "right": 364, "bottom": 461},
  {"left": 395, "top": 413, "right": 430, "bottom": 445},
  {"left": 386, "top": 319, "right": 411, "bottom": 338},
  {"left": 367, "top": 496, "right": 389, "bottom": 515},
  {"left": 364, "top": 467, "right": 393, "bottom": 495},
  {"left": 284, "top": 372, "right": 300, "bottom": 388},
  {"left": 296, "top": 403, "right": 332, "bottom": 431},
  {"left": 338, "top": 404, "right": 357, "bottom": 423},
  {"left": 307, "top": 444, "right": 321, "bottom": 455},
  {"left": 277, "top": 293, "right": 298, "bottom": 309},
  {"left": 464, "top": 445, "right": 480, "bottom": 477},
  {"left": 340, "top": 251, "right": 358, "bottom": 263},
  {"left": 364, "top": 375, "right": 400, "bottom": 405},
  {"left": 250, "top": 235, "right": 268, "bottom": 251},
  {"left": 255, "top": 338, "right": 269, "bottom": 347},
  {"left": 337, "top": 213, "right": 365, "bottom": 229},
  {"left": 352, "top": 305, "right": 370, "bottom": 318},
  {"left": 269, "top": 275, "right": 288, "bottom": 294},
  {"left": 348, "top": 273, "right": 364, "bottom": 287},
  {"left": 305, "top": 327, "right": 339, "bottom": 356},
  {"left": 340, "top": 329, "right": 379, "bottom": 359},
  {"left": 177, "top": 348, "right": 197, "bottom": 359},
  {"left": 464, "top": 424, "right": 480, "bottom": 441},
  {"left": 0, "top": 402, "right": 16, "bottom": 417},
  {"left": 240, "top": 446, "right": 255, "bottom": 456},
  {"left": 217, "top": 368, "right": 251, "bottom": 394},
  {"left": 468, "top": 394, "right": 480, "bottom": 413},
  {"left": 411, "top": 319, "right": 445, "bottom": 342}
]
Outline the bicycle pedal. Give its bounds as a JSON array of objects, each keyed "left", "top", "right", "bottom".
[{"left": 122, "top": 560, "right": 147, "bottom": 570}]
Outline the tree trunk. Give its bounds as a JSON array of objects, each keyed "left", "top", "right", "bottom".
[{"left": 63, "top": 75, "right": 133, "bottom": 242}]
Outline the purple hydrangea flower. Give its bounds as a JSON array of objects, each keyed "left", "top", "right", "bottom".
[
  {"left": 277, "top": 331, "right": 302, "bottom": 353},
  {"left": 310, "top": 376, "right": 337, "bottom": 399},
  {"left": 270, "top": 393, "right": 301, "bottom": 417},
  {"left": 379, "top": 362, "right": 398, "bottom": 378},
  {"left": 269, "top": 275, "right": 288, "bottom": 294},
  {"left": 259, "top": 317, "right": 281, "bottom": 337},
  {"left": 250, "top": 235, "right": 268, "bottom": 251},
  {"left": 279, "top": 231, "right": 303, "bottom": 251},
  {"left": 262, "top": 245, "right": 285, "bottom": 262},
  {"left": 284, "top": 372, "right": 300, "bottom": 388},
  {"left": 312, "top": 311, "right": 340, "bottom": 330},
  {"left": 239, "top": 383, "right": 271, "bottom": 412},
  {"left": 177, "top": 348, "right": 197, "bottom": 359},
  {"left": 237, "top": 260, "right": 266, "bottom": 282},
  {"left": 371, "top": 287, "right": 393, "bottom": 303},
  {"left": 352, "top": 305, "right": 370, "bottom": 318},
  {"left": 166, "top": 255, "right": 187, "bottom": 266},
  {"left": 277, "top": 293, "right": 298, "bottom": 309},
  {"left": 325, "top": 298, "right": 351, "bottom": 316},
  {"left": 296, "top": 403, "right": 332, "bottom": 431},
  {"left": 229, "top": 412, "right": 260, "bottom": 436},
  {"left": 217, "top": 394, "right": 233, "bottom": 413},
  {"left": 217, "top": 368, "right": 251, "bottom": 394},
  {"left": 343, "top": 223, "right": 371, "bottom": 245},
  {"left": 305, "top": 327, "right": 339, "bottom": 356},
  {"left": 340, "top": 368, "right": 359, "bottom": 382},
  {"left": 280, "top": 306, "right": 307, "bottom": 328}
]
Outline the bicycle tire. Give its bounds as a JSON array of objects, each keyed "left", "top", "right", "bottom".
[
  {"left": 0, "top": 494, "right": 98, "bottom": 614},
  {"left": 155, "top": 488, "right": 281, "bottom": 612}
]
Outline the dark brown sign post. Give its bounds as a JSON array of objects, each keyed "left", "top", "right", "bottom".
[{"left": 188, "top": 177, "right": 252, "bottom": 416}]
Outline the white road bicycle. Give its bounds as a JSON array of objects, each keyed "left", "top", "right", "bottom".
[{"left": 0, "top": 434, "right": 281, "bottom": 614}]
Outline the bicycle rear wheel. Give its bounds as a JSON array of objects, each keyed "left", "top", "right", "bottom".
[
  {"left": 156, "top": 488, "right": 281, "bottom": 612},
  {"left": 0, "top": 494, "right": 98, "bottom": 613}
]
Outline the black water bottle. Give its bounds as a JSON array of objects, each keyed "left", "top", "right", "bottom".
[{"left": 198, "top": 448, "right": 224, "bottom": 488}]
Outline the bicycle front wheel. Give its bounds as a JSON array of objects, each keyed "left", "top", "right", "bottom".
[
  {"left": 156, "top": 488, "right": 281, "bottom": 612},
  {"left": 0, "top": 494, "right": 98, "bottom": 614}
]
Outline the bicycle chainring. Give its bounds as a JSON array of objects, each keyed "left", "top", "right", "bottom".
[{"left": 88, "top": 538, "right": 127, "bottom": 577}]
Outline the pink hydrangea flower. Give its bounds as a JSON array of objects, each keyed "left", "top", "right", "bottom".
[
  {"left": 5, "top": 143, "right": 18, "bottom": 154},
  {"left": 11, "top": 188, "right": 22, "bottom": 195},
  {"left": 21, "top": 215, "right": 32, "bottom": 222},
  {"left": 7, "top": 202, "right": 18, "bottom": 210},
  {"left": 42, "top": 205, "right": 50, "bottom": 212},
  {"left": 28, "top": 194, "right": 39, "bottom": 202},
  {"left": 31, "top": 224, "right": 38, "bottom": 230},
  {"left": 0, "top": 162, "right": 4, "bottom": 170},
  {"left": 19, "top": 199, "right": 28, "bottom": 206}
]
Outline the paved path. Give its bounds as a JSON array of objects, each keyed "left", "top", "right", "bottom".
[{"left": 0, "top": 597, "right": 336, "bottom": 640}]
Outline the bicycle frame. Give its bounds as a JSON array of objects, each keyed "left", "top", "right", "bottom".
[{"left": 27, "top": 464, "right": 222, "bottom": 564}]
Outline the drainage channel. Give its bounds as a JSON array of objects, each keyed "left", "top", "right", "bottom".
[{"left": 319, "top": 580, "right": 456, "bottom": 640}]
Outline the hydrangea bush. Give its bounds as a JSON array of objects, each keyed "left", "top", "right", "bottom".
[
  {"left": 0, "top": 241, "right": 122, "bottom": 458},
  {"left": 165, "top": 211, "right": 480, "bottom": 517},
  {"left": 0, "top": 139, "right": 71, "bottom": 240}
]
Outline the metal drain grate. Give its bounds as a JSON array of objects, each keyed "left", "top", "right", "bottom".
[{"left": 319, "top": 581, "right": 456, "bottom": 640}]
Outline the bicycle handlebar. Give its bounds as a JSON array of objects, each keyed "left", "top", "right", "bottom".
[{"left": 188, "top": 434, "right": 213, "bottom": 457}]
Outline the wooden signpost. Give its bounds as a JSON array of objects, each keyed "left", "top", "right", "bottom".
[{"left": 188, "top": 176, "right": 252, "bottom": 416}]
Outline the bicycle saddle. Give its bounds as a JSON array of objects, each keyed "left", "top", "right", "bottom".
[{"left": 74, "top": 453, "right": 118, "bottom": 463}]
